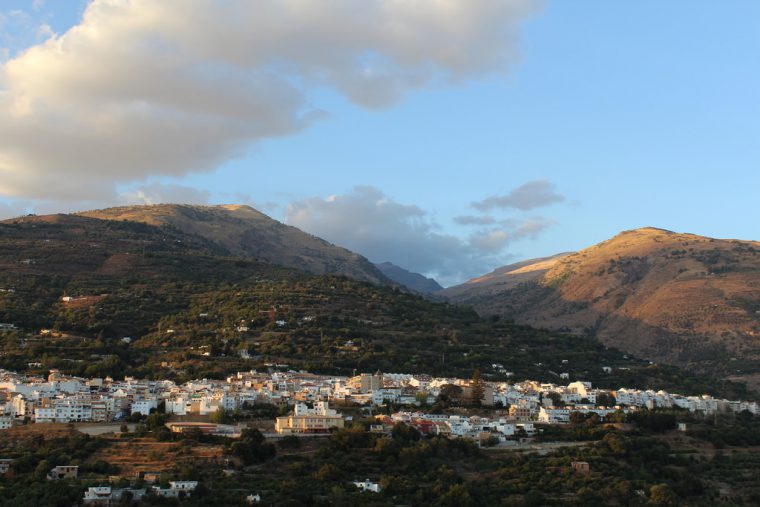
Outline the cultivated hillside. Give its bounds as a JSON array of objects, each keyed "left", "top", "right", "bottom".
[
  {"left": 78, "top": 204, "right": 388, "bottom": 284},
  {"left": 375, "top": 261, "right": 443, "bottom": 294},
  {"left": 0, "top": 214, "right": 745, "bottom": 397},
  {"left": 443, "top": 228, "right": 760, "bottom": 377}
]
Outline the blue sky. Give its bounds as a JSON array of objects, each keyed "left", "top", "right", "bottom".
[{"left": 1, "top": 1, "right": 758, "bottom": 285}]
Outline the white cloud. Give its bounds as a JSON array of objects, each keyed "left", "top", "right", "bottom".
[
  {"left": 472, "top": 179, "right": 565, "bottom": 211},
  {"left": 469, "top": 228, "right": 511, "bottom": 253},
  {"left": 119, "top": 182, "right": 211, "bottom": 206},
  {"left": 284, "top": 186, "right": 553, "bottom": 285},
  {"left": 454, "top": 214, "right": 497, "bottom": 226},
  {"left": 35, "top": 23, "right": 54, "bottom": 39},
  {"left": 0, "top": 0, "right": 540, "bottom": 201}
]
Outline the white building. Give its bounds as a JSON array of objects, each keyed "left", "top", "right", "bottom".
[
  {"left": 131, "top": 399, "right": 158, "bottom": 416},
  {"left": 152, "top": 481, "right": 198, "bottom": 498},
  {"left": 354, "top": 479, "right": 381, "bottom": 493}
]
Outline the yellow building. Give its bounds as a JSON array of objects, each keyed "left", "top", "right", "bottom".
[{"left": 275, "top": 402, "right": 344, "bottom": 434}]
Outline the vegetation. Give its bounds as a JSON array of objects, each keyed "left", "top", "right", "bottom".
[
  {"left": 0, "top": 217, "right": 750, "bottom": 400},
  {"left": 4, "top": 409, "right": 760, "bottom": 505}
]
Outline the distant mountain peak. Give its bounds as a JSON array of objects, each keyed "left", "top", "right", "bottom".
[{"left": 375, "top": 261, "right": 443, "bottom": 294}]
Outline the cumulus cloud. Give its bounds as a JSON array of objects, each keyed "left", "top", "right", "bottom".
[
  {"left": 512, "top": 217, "right": 556, "bottom": 237},
  {"left": 472, "top": 179, "right": 565, "bottom": 211},
  {"left": 119, "top": 183, "right": 211, "bottom": 206},
  {"left": 454, "top": 214, "right": 497, "bottom": 226},
  {"left": 284, "top": 186, "right": 553, "bottom": 285},
  {"left": 0, "top": 0, "right": 540, "bottom": 201},
  {"left": 469, "top": 228, "right": 511, "bottom": 253}
]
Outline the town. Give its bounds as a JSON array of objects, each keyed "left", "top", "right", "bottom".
[
  {"left": 3, "top": 367, "right": 757, "bottom": 434},
  {"left": 2, "top": 369, "right": 760, "bottom": 504}
]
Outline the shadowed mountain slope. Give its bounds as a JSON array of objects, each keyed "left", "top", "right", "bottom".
[{"left": 375, "top": 261, "right": 443, "bottom": 294}]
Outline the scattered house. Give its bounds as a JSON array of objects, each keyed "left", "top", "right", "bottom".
[
  {"left": 139, "top": 472, "right": 162, "bottom": 484},
  {"left": 83, "top": 487, "right": 146, "bottom": 505},
  {"left": 678, "top": 422, "right": 688, "bottom": 432},
  {"left": 246, "top": 493, "right": 262, "bottom": 504},
  {"left": 571, "top": 461, "right": 590, "bottom": 475},
  {"left": 47, "top": 465, "right": 78, "bottom": 480},
  {"left": 602, "top": 366, "right": 613, "bottom": 374},
  {"left": 354, "top": 479, "right": 382, "bottom": 493},
  {"left": 152, "top": 481, "right": 199, "bottom": 498},
  {"left": 0, "top": 459, "right": 13, "bottom": 474},
  {"left": 83, "top": 487, "right": 114, "bottom": 505}
]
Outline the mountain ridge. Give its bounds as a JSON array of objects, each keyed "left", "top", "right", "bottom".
[
  {"left": 442, "top": 227, "right": 760, "bottom": 378},
  {"left": 75, "top": 203, "right": 389, "bottom": 285}
]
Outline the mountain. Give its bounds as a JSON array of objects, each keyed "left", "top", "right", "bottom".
[
  {"left": 77, "top": 204, "right": 388, "bottom": 285},
  {"left": 442, "top": 227, "right": 760, "bottom": 378},
  {"left": 375, "top": 262, "right": 443, "bottom": 294},
  {"left": 0, "top": 212, "right": 746, "bottom": 399}
]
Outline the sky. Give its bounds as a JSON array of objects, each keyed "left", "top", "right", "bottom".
[{"left": 0, "top": 1, "right": 758, "bottom": 286}]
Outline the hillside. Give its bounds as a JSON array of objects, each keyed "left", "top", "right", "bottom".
[
  {"left": 0, "top": 214, "right": 746, "bottom": 398},
  {"left": 443, "top": 228, "right": 760, "bottom": 378},
  {"left": 375, "top": 261, "right": 443, "bottom": 294},
  {"left": 77, "top": 204, "right": 388, "bottom": 284}
]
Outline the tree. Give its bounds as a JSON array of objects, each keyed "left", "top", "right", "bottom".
[
  {"left": 469, "top": 369, "right": 484, "bottom": 407},
  {"left": 438, "top": 384, "right": 463, "bottom": 405},
  {"left": 569, "top": 411, "right": 588, "bottom": 425},
  {"left": 545, "top": 392, "right": 562, "bottom": 406},
  {"left": 649, "top": 484, "right": 678, "bottom": 506},
  {"left": 597, "top": 392, "right": 616, "bottom": 407},
  {"left": 391, "top": 422, "right": 421, "bottom": 444},
  {"left": 210, "top": 407, "right": 231, "bottom": 424}
]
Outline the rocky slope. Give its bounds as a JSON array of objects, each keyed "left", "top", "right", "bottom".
[
  {"left": 77, "top": 204, "right": 388, "bottom": 284},
  {"left": 442, "top": 228, "right": 760, "bottom": 375}
]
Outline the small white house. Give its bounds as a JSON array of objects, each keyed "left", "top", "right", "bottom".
[
  {"left": 152, "top": 481, "right": 198, "bottom": 498},
  {"left": 353, "top": 479, "right": 381, "bottom": 493}
]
